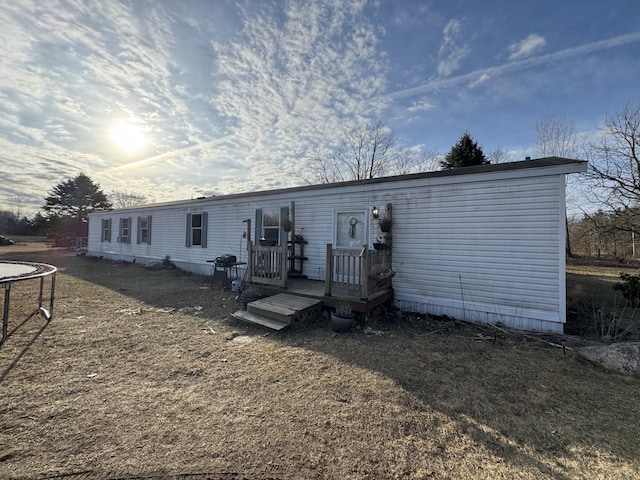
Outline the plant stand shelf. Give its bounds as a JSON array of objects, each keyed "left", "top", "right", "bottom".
[{"left": 288, "top": 239, "right": 308, "bottom": 279}]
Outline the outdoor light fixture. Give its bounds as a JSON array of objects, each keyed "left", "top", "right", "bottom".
[{"left": 372, "top": 206, "right": 380, "bottom": 219}]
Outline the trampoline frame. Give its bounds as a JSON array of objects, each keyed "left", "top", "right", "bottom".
[{"left": 1, "top": 261, "right": 57, "bottom": 347}]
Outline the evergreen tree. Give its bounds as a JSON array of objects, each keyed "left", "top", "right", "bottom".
[
  {"left": 440, "top": 131, "right": 489, "bottom": 169},
  {"left": 43, "top": 173, "right": 112, "bottom": 244},
  {"left": 43, "top": 173, "right": 112, "bottom": 221}
]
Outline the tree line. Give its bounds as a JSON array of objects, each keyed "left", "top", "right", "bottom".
[{"left": 0, "top": 174, "right": 148, "bottom": 245}]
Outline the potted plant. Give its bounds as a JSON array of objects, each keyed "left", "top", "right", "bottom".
[
  {"left": 240, "top": 285, "right": 263, "bottom": 310},
  {"left": 282, "top": 219, "right": 292, "bottom": 232},
  {"left": 372, "top": 237, "right": 387, "bottom": 250},
  {"left": 379, "top": 217, "right": 392, "bottom": 234},
  {"left": 330, "top": 301, "right": 355, "bottom": 333},
  {"left": 259, "top": 236, "right": 277, "bottom": 246}
]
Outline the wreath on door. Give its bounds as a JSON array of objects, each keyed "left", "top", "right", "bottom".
[{"left": 348, "top": 217, "right": 358, "bottom": 238}]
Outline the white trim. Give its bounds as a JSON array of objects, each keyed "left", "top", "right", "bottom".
[{"left": 558, "top": 177, "right": 567, "bottom": 325}]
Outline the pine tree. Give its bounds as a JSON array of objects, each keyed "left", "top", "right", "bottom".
[
  {"left": 43, "top": 172, "right": 112, "bottom": 221},
  {"left": 440, "top": 131, "right": 489, "bottom": 169},
  {"left": 43, "top": 173, "right": 112, "bottom": 244}
]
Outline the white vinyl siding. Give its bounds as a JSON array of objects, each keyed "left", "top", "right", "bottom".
[
  {"left": 86, "top": 159, "right": 586, "bottom": 332},
  {"left": 392, "top": 176, "right": 563, "bottom": 330}
]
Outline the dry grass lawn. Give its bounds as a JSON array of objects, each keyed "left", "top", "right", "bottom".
[{"left": 1, "top": 241, "right": 640, "bottom": 479}]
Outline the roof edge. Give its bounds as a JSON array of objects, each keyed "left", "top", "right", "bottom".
[{"left": 100, "top": 157, "right": 587, "bottom": 212}]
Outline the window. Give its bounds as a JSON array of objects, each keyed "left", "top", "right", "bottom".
[
  {"left": 186, "top": 212, "right": 208, "bottom": 247},
  {"left": 137, "top": 216, "right": 152, "bottom": 244},
  {"left": 119, "top": 217, "right": 131, "bottom": 243},
  {"left": 262, "top": 208, "right": 280, "bottom": 244},
  {"left": 254, "top": 206, "right": 289, "bottom": 245},
  {"left": 101, "top": 218, "right": 112, "bottom": 242}
]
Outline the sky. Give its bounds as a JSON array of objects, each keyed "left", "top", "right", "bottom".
[{"left": 1, "top": 0, "right": 639, "bottom": 216}]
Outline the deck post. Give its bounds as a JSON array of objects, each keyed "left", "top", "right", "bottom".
[
  {"left": 325, "top": 243, "right": 333, "bottom": 296},
  {"left": 280, "top": 244, "right": 288, "bottom": 288},
  {"left": 247, "top": 241, "right": 254, "bottom": 282},
  {"left": 360, "top": 245, "right": 369, "bottom": 301}
]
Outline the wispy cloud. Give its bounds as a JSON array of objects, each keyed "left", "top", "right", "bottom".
[
  {"left": 0, "top": 0, "right": 391, "bottom": 212},
  {"left": 208, "top": 1, "right": 388, "bottom": 182},
  {"left": 389, "top": 31, "right": 640, "bottom": 101},
  {"left": 468, "top": 73, "right": 491, "bottom": 88},
  {"left": 407, "top": 99, "right": 435, "bottom": 113},
  {"left": 437, "top": 19, "right": 470, "bottom": 77},
  {"left": 508, "top": 33, "right": 546, "bottom": 60}
]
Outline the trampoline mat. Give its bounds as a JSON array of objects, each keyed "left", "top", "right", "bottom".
[{"left": 0, "top": 261, "right": 56, "bottom": 282}]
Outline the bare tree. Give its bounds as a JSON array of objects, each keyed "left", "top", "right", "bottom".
[
  {"left": 8, "top": 192, "right": 25, "bottom": 220},
  {"left": 534, "top": 115, "right": 578, "bottom": 158},
  {"left": 391, "top": 148, "right": 440, "bottom": 175},
  {"left": 304, "top": 121, "right": 434, "bottom": 184},
  {"left": 486, "top": 148, "right": 515, "bottom": 164},
  {"left": 535, "top": 115, "right": 580, "bottom": 256},
  {"left": 111, "top": 190, "right": 148, "bottom": 209},
  {"left": 587, "top": 103, "right": 640, "bottom": 233}
]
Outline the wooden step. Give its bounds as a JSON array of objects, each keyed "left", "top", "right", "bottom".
[
  {"left": 248, "top": 294, "right": 322, "bottom": 324},
  {"left": 232, "top": 309, "right": 290, "bottom": 330}
]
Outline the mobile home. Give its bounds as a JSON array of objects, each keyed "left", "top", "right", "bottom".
[{"left": 87, "top": 157, "right": 587, "bottom": 333}]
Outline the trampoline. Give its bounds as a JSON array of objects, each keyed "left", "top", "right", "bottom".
[{"left": 1, "top": 260, "right": 57, "bottom": 346}]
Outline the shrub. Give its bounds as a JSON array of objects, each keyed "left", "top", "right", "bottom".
[{"left": 613, "top": 272, "right": 640, "bottom": 305}]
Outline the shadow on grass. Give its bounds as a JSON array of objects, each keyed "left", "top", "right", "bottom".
[
  {"left": 0, "top": 312, "right": 51, "bottom": 384},
  {"left": 4, "top": 247, "right": 640, "bottom": 478},
  {"left": 286, "top": 321, "right": 640, "bottom": 478}
]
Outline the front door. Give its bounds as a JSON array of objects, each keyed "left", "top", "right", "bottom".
[
  {"left": 333, "top": 211, "right": 367, "bottom": 286},
  {"left": 335, "top": 211, "right": 367, "bottom": 249}
]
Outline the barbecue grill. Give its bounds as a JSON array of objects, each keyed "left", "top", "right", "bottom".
[{"left": 214, "top": 254, "right": 237, "bottom": 268}]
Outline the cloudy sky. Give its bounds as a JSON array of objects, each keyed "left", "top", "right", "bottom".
[{"left": 1, "top": 0, "right": 638, "bottom": 216}]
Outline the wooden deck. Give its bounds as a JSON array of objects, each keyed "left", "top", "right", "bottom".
[
  {"left": 232, "top": 293, "right": 323, "bottom": 330},
  {"left": 253, "top": 277, "right": 393, "bottom": 314},
  {"left": 242, "top": 242, "right": 394, "bottom": 322}
]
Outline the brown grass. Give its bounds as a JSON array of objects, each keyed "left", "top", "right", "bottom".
[
  {"left": 566, "top": 259, "right": 640, "bottom": 338},
  {"left": 1, "top": 242, "right": 640, "bottom": 479}
]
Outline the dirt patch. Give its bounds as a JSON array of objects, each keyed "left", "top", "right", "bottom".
[{"left": 1, "top": 244, "right": 640, "bottom": 479}]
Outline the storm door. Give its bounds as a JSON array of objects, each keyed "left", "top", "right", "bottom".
[{"left": 333, "top": 210, "right": 367, "bottom": 286}]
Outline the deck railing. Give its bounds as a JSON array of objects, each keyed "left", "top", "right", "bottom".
[
  {"left": 325, "top": 244, "right": 393, "bottom": 300},
  {"left": 247, "top": 242, "right": 288, "bottom": 288}
]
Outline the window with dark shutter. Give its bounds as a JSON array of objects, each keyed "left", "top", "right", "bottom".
[
  {"left": 186, "top": 212, "right": 208, "bottom": 248},
  {"left": 137, "top": 216, "right": 151, "bottom": 244},
  {"left": 102, "top": 218, "right": 112, "bottom": 242}
]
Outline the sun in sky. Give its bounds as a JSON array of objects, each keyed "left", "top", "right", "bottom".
[{"left": 110, "top": 120, "right": 147, "bottom": 154}]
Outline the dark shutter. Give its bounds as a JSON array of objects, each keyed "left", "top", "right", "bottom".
[
  {"left": 136, "top": 217, "right": 141, "bottom": 244},
  {"left": 279, "top": 206, "right": 290, "bottom": 245},
  {"left": 147, "top": 216, "right": 152, "bottom": 245},
  {"left": 185, "top": 213, "right": 192, "bottom": 247},
  {"left": 255, "top": 209, "right": 263, "bottom": 243},
  {"left": 201, "top": 212, "right": 208, "bottom": 248}
]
